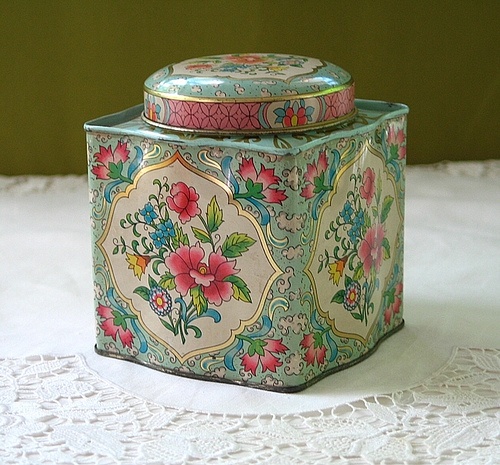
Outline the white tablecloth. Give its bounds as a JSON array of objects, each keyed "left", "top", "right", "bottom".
[{"left": 1, "top": 161, "right": 499, "bottom": 464}]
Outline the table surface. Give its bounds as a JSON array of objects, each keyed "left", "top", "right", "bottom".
[{"left": 1, "top": 160, "right": 499, "bottom": 464}]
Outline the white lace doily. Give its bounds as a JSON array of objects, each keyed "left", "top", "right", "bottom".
[{"left": 1, "top": 348, "right": 499, "bottom": 464}]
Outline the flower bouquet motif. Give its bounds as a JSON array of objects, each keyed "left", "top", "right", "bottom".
[
  {"left": 114, "top": 178, "right": 256, "bottom": 344},
  {"left": 317, "top": 167, "right": 394, "bottom": 324}
]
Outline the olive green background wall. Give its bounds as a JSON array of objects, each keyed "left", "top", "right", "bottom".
[{"left": 1, "top": 0, "right": 498, "bottom": 175}]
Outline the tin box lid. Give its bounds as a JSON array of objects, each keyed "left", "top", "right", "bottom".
[{"left": 143, "top": 53, "right": 356, "bottom": 134}]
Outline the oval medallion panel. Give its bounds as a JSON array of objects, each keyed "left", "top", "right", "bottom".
[{"left": 306, "top": 143, "right": 403, "bottom": 343}]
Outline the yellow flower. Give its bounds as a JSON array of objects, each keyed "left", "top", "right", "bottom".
[
  {"left": 126, "top": 253, "right": 150, "bottom": 279},
  {"left": 328, "top": 259, "right": 346, "bottom": 285}
]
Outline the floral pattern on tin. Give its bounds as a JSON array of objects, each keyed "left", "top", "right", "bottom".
[
  {"left": 320, "top": 167, "right": 394, "bottom": 324},
  {"left": 181, "top": 54, "right": 312, "bottom": 78},
  {"left": 114, "top": 179, "right": 255, "bottom": 344}
]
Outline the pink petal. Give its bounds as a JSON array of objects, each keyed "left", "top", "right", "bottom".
[
  {"left": 300, "top": 333, "right": 314, "bottom": 349},
  {"left": 300, "top": 184, "right": 315, "bottom": 199},
  {"left": 113, "top": 141, "right": 130, "bottom": 163},
  {"left": 260, "top": 351, "right": 282, "bottom": 373},
  {"left": 241, "top": 353, "right": 259, "bottom": 375},
  {"left": 100, "top": 319, "right": 118, "bottom": 339},
  {"left": 96, "top": 304, "right": 113, "bottom": 319},
  {"left": 304, "top": 162, "right": 319, "bottom": 183},
  {"left": 174, "top": 272, "right": 196, "bottom": 296},
  {"left": 317, "top": 151, "right": 329, "bottom": 173},
  {"left": 91, "top": 164, "right": 110, "bottom": 180},
  {"left": 190, "top": 269, "right": 215, "bottom": 288},
  {"left": 238, "top": 158, "right": 257, "bottom": 182},
  {"left": 264, "top": 338, "right": 288, "bottom": 354},
  {"left": 118, "top": 328, "right": 134, "bottom": 348},
  {"left": 209, "top": 251, "right": 237, "bottom": 280},
  {"left": 256, "top": 165, "right": 280, "bottom": 188},
  {"left": 263, "top": 187, "right": 287, "bottom": 204},
  {"left": 94, "top": 145, "right": 113, "bottom": 165}
]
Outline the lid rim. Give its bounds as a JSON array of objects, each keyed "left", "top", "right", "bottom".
[
  {"left": 141, "top": 108, "right": 358, "bottom": 135},
  {"left": 144, "top": 78, "right": 354, "bottom": 103}
]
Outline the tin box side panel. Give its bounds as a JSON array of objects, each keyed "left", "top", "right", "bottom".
[{"left": 86, "top": 104, "right": 407, "bottom": 391}]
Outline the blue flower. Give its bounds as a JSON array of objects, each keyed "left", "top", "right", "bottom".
[
  {"left": 348, "top": 210, "right": 365, "bottom": 243},
  {"left": 149, "top": 219, "right": 175, "bottom": 248},
  {"left": 341, "top": 201, "right": 354, "bottom": 223},
  {"left": 140, "top": 202, "right": 158, "bottom": 224},
  {"left": 353, "top": 210, "right": 365, "bottom": 228}
]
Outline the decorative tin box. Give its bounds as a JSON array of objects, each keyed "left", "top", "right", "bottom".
[{"left": 85, "top": 54, "right": 408, "bottom": 392}]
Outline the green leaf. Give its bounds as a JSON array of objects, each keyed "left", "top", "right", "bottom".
[
  {"left": 191, "top": 226, "right": 212, "bottom": 244},
  {"left": 112, "top": 310, "right": 126, "bottom": 329},
  {"left": 225, "top": 275, "right": 252, "bottom": 303},
  {"left": 381, "top": 195, "right": 394, "bottom": 223},
  {"left": 221, "top": 232, "right": 256, "bottom": 258},
  {"left": 313, "top": 172, "right": 326, "bottom": 193},
  {"left": 344, "top": 274, "right": 353, "bottom": 287},
  {"left": 190, "top": 286, "right": 208, "bottom": 315},
  {"left": 245, "top": 179, "right": 265, "bottom": 199},
  {"left": 382, "top": 237, "right": 391, "bottom": 259},
  {"left": 187, "top": 325, "right": 202, "bottom": 338},
  {"left": 206, "top": 196, "right": 223, "bottom": 233},
  {"left": 134, "top": 286, "right": 150, "bottom": 301},
  {"left": 331, "top": 289, "right": 345, "bottom": 304},
  {"left": 159, "top": 271, "right": 176, "bottom": 290},
  {"left": 364, "top": 209, "right": 372, "bottom": 229},
  {"left": 172, "top": 223, "right": 189, "bottom": 248},
  {"left": 313, "top": 332, "right": 323, "bottom": 349},
  {"left": 384, "top": 287, "right": 396, "bottom": 305},
  {"left": 353, "top": 263, "right": 364, "bottom": 281},
  {"left": 148, "top": 275, "right": 158, "bottom": 289},
  {"left": 389, "top": 144, "right": 399, "bottom": 161},
  {"left": 351, "top": 312, "right": 363, "bottom": 320},
  {"left": 160, "top": 318, "right": 176, "bottom": 333},
  {"left": 107, "top": 161, "right": 123, "bottom": 180},
  {"left": 248, "top": 339, "right": 266, "bottom": 357}
]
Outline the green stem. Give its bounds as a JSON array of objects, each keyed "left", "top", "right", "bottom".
[
  {"left": 197, "top": 214, "right": 216, "bottom": 250},
  {"left": 235, "top": 334, "right": 254, "bottom": 344},
  {"left": 118, "top": 173, "right": 133, "bottom": 184},
  {"left": 233, "top": 192, "right": 252, "bottom": 200}
]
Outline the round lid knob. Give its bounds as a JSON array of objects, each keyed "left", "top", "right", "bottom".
[{"left": 143, "top": 53, "right": 356, "bottom": 134}]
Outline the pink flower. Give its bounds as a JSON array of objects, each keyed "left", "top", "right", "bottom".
[
  {"left": 300, "top": 333, "right": 327, "bottom": 366},
  {"left": 301, "top": 150, "right": 329, "bottom": 199},
  {"left": 91, "top": 141, "right": 130, "bottom": 180},
  {"left": 358, "top": 224, "right": 385, "bottom": 276},
  {"left": 385, "top": 282, "right": 403, "bottom": 324},
  {"left": 387, "top": 125, "right": 407, "bottom": 160},
  {"left": 185, "top": 63, "right": 212, "bottom": 71},
  {"left": 241, "top": 338, "right": 288, "bottom": 375},
  {"left": 165, "top": 244, "right": 238, "bottom": 306},
  {"left": 96, "top": 304, "right": 134, "bottom": 348},
  {"left": 166, "top": 182, "right": 201, "bottom": 224},
  {"left": 275, "top": 100, "right": 313, "bottom": 128},
  {"left": 226, "top": 54, "right": 265, "bottom": 65},
  {"left": 360, "top": 167, "right": 376, "bottom": 206},
  {"left": 237, "top": 158, "right": 287, "bottom": 204}
]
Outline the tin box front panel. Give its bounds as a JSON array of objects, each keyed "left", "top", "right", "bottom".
[{"left": 87, "top": 112, "right": 406, "bottom": 391}]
